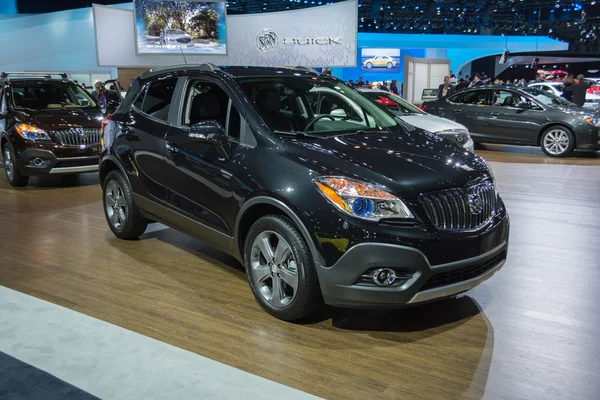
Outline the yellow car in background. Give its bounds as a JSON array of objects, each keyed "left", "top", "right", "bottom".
[{"left": 362, "top": 55, "right": 397, "bottom": 69}]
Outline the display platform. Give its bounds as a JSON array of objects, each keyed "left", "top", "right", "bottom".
[{"left": 0, "top": 153, "right": 599, "bottom": 399}]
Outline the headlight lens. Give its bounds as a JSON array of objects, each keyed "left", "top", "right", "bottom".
[
  {"left": 313, "top": 176, "right": 413, "bottom": 221},
  {"left": 15, "top": 123, "right": 52, "bottom": 141},
  {"left": 585, "top": 116, "right": 600, "bottom": 127}
]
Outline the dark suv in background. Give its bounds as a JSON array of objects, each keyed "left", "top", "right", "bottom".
[
  {"left": 101, "top": 64, "right": 509, "bottom": 321},
  {"left": 0, "top": 72, "right": 105, "bottom": 186}
]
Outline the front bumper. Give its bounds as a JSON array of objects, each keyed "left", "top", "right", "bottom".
[
  {"left": 15, "top": 148, "right": 99, "bottom": 175},
  {"left": 317, "top": 216, "right": 509, "bottom": 308}
]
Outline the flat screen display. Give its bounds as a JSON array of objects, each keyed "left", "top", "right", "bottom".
[
  {"left": 134, "top": 0, "right": 226, "bottom": 55},
  {"left": 361, "top": 48, "right": 400, "bottom": 73}
]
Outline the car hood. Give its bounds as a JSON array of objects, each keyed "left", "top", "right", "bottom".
[
  {"left": 13, "top": 108, "right": 103, "bottom": 131},
  {"left": 169, "top": 33, "right": 191, "bottom": 39},
  {"left": 396, "top": 114, "right": 467, "bottom": 133},
  {"left": 282, "top": 129, "right": 491, "bottom": 199}
]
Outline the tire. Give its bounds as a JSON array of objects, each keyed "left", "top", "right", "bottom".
[
  {"left": 540, "top": 126, "right": 574, "bottom": 157},
  {"left": 366, "top": 62, "right": 372, "bottom": 69},
  {"left": 244, "top": 215, "right": 322, "bottom": 321},
  {"left": 3, "top": 145, "right": 29, "bottom": 187},
  {"left": 386, "top": 62, "right": 393, "bottom": 68},
  {"left": 102, "top": 170, "right": 147, "bottom": 240}
]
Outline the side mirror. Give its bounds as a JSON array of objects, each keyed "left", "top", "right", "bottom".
[
  {"left": 189, "top": 121, "right": 230, "bottom": 159},
  {"left": 80, "top": 99, "right": 90, "bottom": 107},
  {"left": 516, "top": 102, "right": 529, "bottom": 110},
  {"left": 330, "top": 108, "right": 347, "bottom": 118}
]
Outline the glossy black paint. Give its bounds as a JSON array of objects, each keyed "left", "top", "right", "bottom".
[
  {"left": 101, "top": 66, "right": 509, "bottom": 307},
  {"left": 422, "top": 85, "right": 600, "bottom": 150},
  {"left": 0, "top": 79, "right": 103, "bottom": 175}
]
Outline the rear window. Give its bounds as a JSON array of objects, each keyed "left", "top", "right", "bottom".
[
  {"left": 134, "top": 78, "right": 177, "bottom": 122},
  {"left": 11, "top": 82, "right": 97, "bottom": 110}
]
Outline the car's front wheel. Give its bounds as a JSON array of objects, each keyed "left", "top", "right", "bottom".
[
  {"left": 103, "top": 170, "right": 147, "bottom": 239},
  {"left": 244, "top": 215, "right": 322, "bottom": 321},
  {"left": 3, "top": 146, "right": 29, "bottom": 187},
  {"left": 541, "top": 126, "right": 574, "bottom": 157}
]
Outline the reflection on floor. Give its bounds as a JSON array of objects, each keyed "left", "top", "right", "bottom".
[
  {"left": 0, "top": 150, "right": 599, "bottom": 399},
  {"left": 477, "top": 143, "right": 600, "bottom": 165}
]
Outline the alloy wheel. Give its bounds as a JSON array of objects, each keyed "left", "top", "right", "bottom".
[
  {"left": 250, "top": 230, "right": 299, "bottom": 307},
  {"left": 4, "top": 149, "right": 13, "bottom": 180},
  {"left": 105, "top": 180, "right": 127, "bottom": 230},
  {"left": 543, "top": 129, "right": 570, "bottom": 155}
]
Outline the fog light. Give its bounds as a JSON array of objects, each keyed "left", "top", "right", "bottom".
[
  {"left": 29, "top": 157, "right": 51, "bottom": 167},
  {"left": 372, "top": 268, "right": 397, "bottom": 287}
]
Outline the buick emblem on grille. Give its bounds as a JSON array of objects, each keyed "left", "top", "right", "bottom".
[
  {"left": 468, "top": 190, "right": 484, "bottom": 215},
  {"left": 256, "top": 29, "right": 278, "bottom": 52}
]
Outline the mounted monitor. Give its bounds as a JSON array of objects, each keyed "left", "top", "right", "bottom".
[{"left": 133, "top": 0, "right": 227, "bottom": 55}]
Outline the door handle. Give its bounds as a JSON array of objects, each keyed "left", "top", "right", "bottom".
[
  {"left": 492, "top": 112, "right": 500, "bottom": 116},
  {"left": 166, "top": 142, "right": 180, "bottom": 155},
  {"left": 454, "top": 109, "right": 462, "bottom": 113}
]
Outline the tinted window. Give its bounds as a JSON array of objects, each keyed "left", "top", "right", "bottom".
[
  {"left": 447, "top": 93, "right": 463, "bottom": 103},
  {"left": 458, "top": 90, "right": 488, "bottom": 105},
  {"left": 133, "top": 85, "right": 147, "bottom": 110},
  {"left": 491, "top": 90, "right": 528, "bottom": 107},
  {"left": 182, "top": 80, "right": 228, "bottom": 127},
  {"left": 137, "top": 78, "right": 177, "bottom": 122}
]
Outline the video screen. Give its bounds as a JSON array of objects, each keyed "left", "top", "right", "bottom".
[
  {"left": 361, "top": 48, "right": 400, "bottom": 72},
  {"left": 134, "top": 0, "right": 226, "bottom": 55}
]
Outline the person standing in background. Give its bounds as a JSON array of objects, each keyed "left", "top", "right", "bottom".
[
  {"left": 438, "top": 76, "right": 455, "bottom": 99},
  {"left": 390, "top": 80, "right": 398, "bottom": 95},
  {"left": 562, "top": 74, "right": 575, "bottom": 103},
  {"left": 455, "top": 78, "right": 468, "bottom": 91},
  {"left": 469, "top": 74, "right": 483, "bottom": 87},
  {"left": 563, "top": 74, "right": 590, "bottom": 107}
]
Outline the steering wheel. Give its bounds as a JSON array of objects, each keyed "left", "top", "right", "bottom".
[{"left": 304, "top": 114, "right": 336, "bottom": 132}]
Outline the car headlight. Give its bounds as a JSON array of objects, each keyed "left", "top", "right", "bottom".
[
  {"left": 15, "top": 123, "right": 52, "bottom": 141},
  {"left": 585, "top": 116, "right": 600, "bottom": 127},
  {"left": 313, "top": 176, "right": 413, "bottom": 221}
]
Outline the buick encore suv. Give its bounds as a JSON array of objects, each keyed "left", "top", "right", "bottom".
[
  {"left": 1, "top": 72, "right": 105, "bottom": 186},
  {"left": 100, "top": 64, "right": 509, "bottom": 321}
]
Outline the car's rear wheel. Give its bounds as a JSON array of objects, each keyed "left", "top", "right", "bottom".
[
  {"left": 103, "top": 170, "right": 147, "bottom": 239},
  {"left": 366, "top": 62, "right": 372, "bottom": 69},
  {"left": 244, "top": 215, "right": 322, "bottom": 321},
  {"left": 386, "top": 62, "right": 393, "bottom": 68},
  {"left": 541, "top": 126, "right": 574, "bottom": 157},
  {"left": 3, "top": 146, "right": 29, "bottom": 187}
]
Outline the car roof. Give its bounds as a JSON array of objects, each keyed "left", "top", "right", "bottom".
[
  {"left": 531, "top": 82, "right": 560, "bottom": 86},
  {"left": 357, "top": 88, "right": 388, "bottom": 93}
]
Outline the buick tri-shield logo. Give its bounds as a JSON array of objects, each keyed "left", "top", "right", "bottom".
[
  {"left": 468, "top": 190, "right": 484, "bottom": 215},
  {"left": 256, "top": 29, "right": 278, "bottom": 52}
]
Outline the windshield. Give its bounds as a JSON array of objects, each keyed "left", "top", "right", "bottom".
[
  {"left": 363, "top": 91, "right": 423, "bottom": 115},
  {"left": 235, "top": 75, "right": 397, "bottom": 136},
  {"left": 521, "top": 87, "right": 572, "bottom": 107},
  {"left": 11, "top": 83, "right": 98, "bottom": 110}
]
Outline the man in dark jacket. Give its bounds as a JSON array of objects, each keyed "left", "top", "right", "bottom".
[
  {"left": 563, "top": 74, "right": 590, "bottom": 107},
  {"left": 455, "top": 78, "right": 468, "bottom": 91},
  {"left": 437, "top": 76, "right": 455, "bottom": 99}
]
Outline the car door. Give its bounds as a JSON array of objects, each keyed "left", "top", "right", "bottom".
[
  {"left": 486, "top": 89, "right": 545, "bottom": 144},
  {"left": 445, "top": 89, "right": 490, "bottom": 140},
  {"left": 161, "top": 77, "right": 256, "bottom": 248},
  {"left": 112, "top": 76, "right": 178, "bottom": 202}
]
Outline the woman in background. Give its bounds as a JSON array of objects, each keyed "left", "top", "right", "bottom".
[{"left": 562, "top": 74, "right": 574, "bottom": 102}]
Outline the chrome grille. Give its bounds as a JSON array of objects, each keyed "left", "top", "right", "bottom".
[
  {"left": 435, "top": 129, "right": 471, "bottom": 147},
  {"left": 420, "top": 180, "right": 498, "bottom": 231},
  {"left": 51, "top": 128, "right": 101, "bottom": 146}
]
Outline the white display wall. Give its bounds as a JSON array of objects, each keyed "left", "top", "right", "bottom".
[{"left": 93, "top": 1, "right": 358, "bottom": 68}]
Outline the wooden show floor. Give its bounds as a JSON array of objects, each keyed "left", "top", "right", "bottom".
[{"left": 1, "top": 147, "right": 600, "bottom": 399}]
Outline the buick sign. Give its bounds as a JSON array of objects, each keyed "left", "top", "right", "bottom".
[{"left": 256, "top": 29, "right": 278, "bottom": 52}]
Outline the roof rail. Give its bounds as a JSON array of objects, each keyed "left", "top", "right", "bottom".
[
  {"left": 1, "top": 72, "right": 68, "bottom": 80},
  {"left": 142, "top": 63, "right": 222, "bottom": 80}
]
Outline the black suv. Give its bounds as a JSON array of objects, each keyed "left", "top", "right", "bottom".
[
  {"left": 1, "top": 72, "right": 106, "bottom": 186},
  {"left": 100, "top": 64, "right": 509, "bottom": 321}
]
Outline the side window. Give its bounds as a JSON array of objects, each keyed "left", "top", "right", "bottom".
[
  {"left": 492, "top": 90, "right": 528, "bottom": 107},
  {"left": 182, "top": 80, "right": 228, "bottom": 127},
  {"left": 133, "top": 85, "right": 148, "bottom": 111},
  {"left": 0, "top": 86, "right": 5, "bottom": 113},
  {"left": 137, "top": 78, "right": 177, "bottom": 122},
  {"left": 446, "top": 92, "right": 463, "bottom": 104},
  {"left": 317, "top": 92, "right": 361, "bottom": 121},
  {"left": 459, "top": 90, "right": 488, "bottom": 105}
]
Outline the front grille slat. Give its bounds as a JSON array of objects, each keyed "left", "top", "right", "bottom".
[
  {"left": 420, "top": 180, "right": 497, "bottom": 232},
  {"left": 50, "top": 128, "right": 101, "bottom": 147}
]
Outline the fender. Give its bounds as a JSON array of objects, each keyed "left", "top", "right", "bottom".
[
  {"left": 100, "top": 154, "right": 132, "bottom": 187},
  {"left": 234, "top": 196, "right": 326, "bottom": 267}
]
